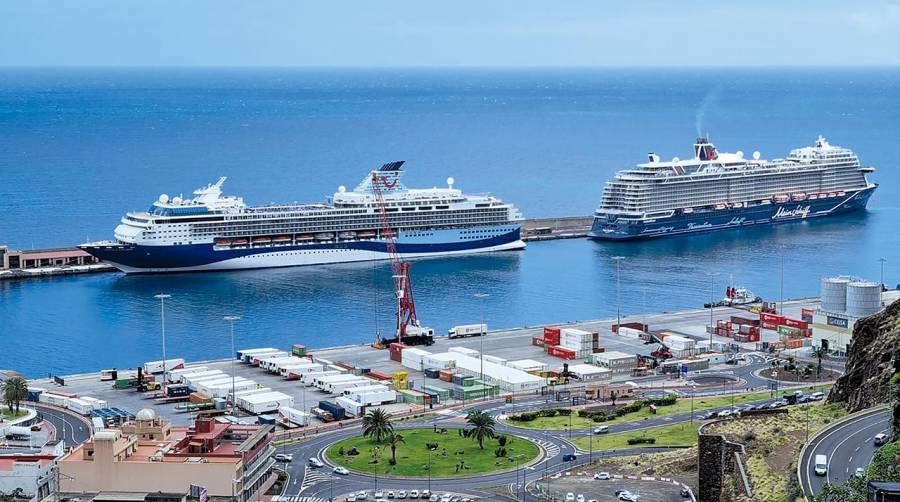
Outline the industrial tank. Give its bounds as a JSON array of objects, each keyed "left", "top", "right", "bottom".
[
  {"left": 821, "top": 276, "right": 851, "bottom": 313},
  {"left": 846, "top": 281, "right": 881, "bottom": 318}
]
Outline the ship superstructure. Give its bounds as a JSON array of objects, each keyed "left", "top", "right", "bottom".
[
  {"left": 589, "top": 136, "right": 877, "bottom": 240},
  {"left": 81, "top": 162, "right": 524, "bottom": 273}
]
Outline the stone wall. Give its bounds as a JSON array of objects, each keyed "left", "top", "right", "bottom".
[{"left": 698, "top": 424, "right": 747, "bottom": 502}]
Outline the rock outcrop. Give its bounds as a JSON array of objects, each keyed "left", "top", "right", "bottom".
[{"left": 828, "top": 298, "right": 900, "bottom": 436}]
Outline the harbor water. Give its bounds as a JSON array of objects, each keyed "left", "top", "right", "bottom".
[{"left": 1, "top": 68, "right": 898, "bottom": 375}]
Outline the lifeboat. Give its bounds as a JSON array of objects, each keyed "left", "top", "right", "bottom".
[
  {"left": 818, "top": 193, "right": 829, "bottom": 198},
  {"left": 338, "top": 231, "right": 357, "bottom": 240},
  {"left": 808, "top": 194, "right": 818, "bottom": 200},
  {"left": 731, "top": 202, "right": 744, "bottom": 208},
  {"left": 315, "top": 233, "right": 334, "bottom": 241},
  {"left": 254, "top": 236, "right": 272, "bottom": 244},
  {"left": 273, "top": 235, "right": 291, "bottom": 242},
  {"left": 791, "top": 192, "right": 807, "bottom": 201},
  {"left": 214, "top": 238, "right": 231, "bottom": 246},
  {"left": 828, "top": 192, "right": 837, "bottom": 197},
  {"left": 681, "top": 207, "right": 694, "bottom": 214},
  {"left": 358, "top": 230, "right": 376, "bottom": 238},
  {"left": 760, "top": 199, "right": 771, "bottom": 205},
  {"left": 233, "top": 238, "right": 249, "bottom": 245},
  {"left": 296, "top": 234, "right": 314, "bottom": 241},
  {"left": 773, "top": 195, "right": 790, "bottom": 204},
  {"left": 714, "top": 203, "right": 727, "bottom": 210},
  {"left": 837, "top": 191, "right": 846, "bottom": 196}
]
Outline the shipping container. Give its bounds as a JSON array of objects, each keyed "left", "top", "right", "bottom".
[
  {"left": 252, "top": 352, "right": 289, "bottom": 367},
  {"left": 236, "top": 347, "right": 279, "bottom": 361},
  {"left": 277, "top": 362, "right": 322, "bottom": 377},
  {"left": 612, "top": 322, "right": 649, "bottom": 333},
  {"left": 531, "top": 336, "right": 545, "bottom": 347},
  {"left": 349, "top": 388, "right": 397, "bottom": 406},
  {"left": 26, "top": 387, "right": 44, "bottom": 402},
  {"left": 389, "top": 342, "right": 407, "bottom": 362},
  {"left": 300, "top": 370, "right": 341, "bottom": 385},
  {"left": 318, "top": 400, "right": 346, "bottom": 420},
  {"left": 66, "top": 398, "right": 94, "bottom": 416},
  {"left": 730, "top": 316, "right": 759, "bottom": 326},
  {"left": 616, "top": 327, "right": 644, "bottom": 339},
  {"left": 366, "top": 370, "right": 393, "bottom": 381},
  {"left": 335, "top": 396, "right": 364, "bottom": 418},
  {"left": 760, "top": 312, "right": 786, "bottom": 326},
  {"left": 782, "top": 317, "right": 809, "bottom": 330},
  {"left": 240, "top": 391, "right": 294, "bottom": 414},
  {"left": 143, "top": 358, "right": 185, "bottom": 374},
  {"left": 180, "top": 370, "right": 227, "bottom": 386},
  {"left": 543, "top": 326, "right": 561, "bottom": 345},
  {"left": 292, "top": 344, "right": 307, "bottom": 356},
  {"left": 80, "top": 397, "right": 109, "bottom": 409},
  {"left": 314, "top": 373, "right": 362, "bottom": 391},
  {"left": 439, "top": 370, "right": 453, "bottom": 382},
  {"left": 166, "top": 366, "right": 208, "bottom": 383},
  {"left": 278, "top": 406, "right": 310, "bottom": 427},
  {"left": 260, "top": 356, "right": 301, "bottom": 373},
  {"left": 38, "top": 392, "right": 70, "bottom": 408},
  {"left": 482, "top": 355, "right": 506, "bottom": 365},
  {"left": 328, "top": 378, "right": 372, "bottom": 396},
  {"left": 448, "top": 324, "right": 487, "bottom": 339}
]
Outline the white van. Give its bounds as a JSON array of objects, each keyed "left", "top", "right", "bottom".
[
  {"left": 814, "top": 454, "right": 827, "bottom": 476},
  {"left": 448, "top": 324, "right": 487, "bottom": 339}
]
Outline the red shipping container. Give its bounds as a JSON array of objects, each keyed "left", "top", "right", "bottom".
[
  {"left": 761, "top": 322, "right": 777, "bottom": 330},
  {"left": 439, "top": 370, "right": 453, "bottom": 382},
  {"left": 532, "top": 336, "right": 545, "bottom": 347},
  {"left": 748, "top": 332, "right": 760, "bottom": 342},
  {"left": 801, "top": 308, "right": 814, "bottom": 317},
  {"left": 389, "top": 342, "right": 407, "bottom": 362},
  {"left": 760, "top": 312, "right": 785, "bottom": 325},
  {"left": 783, "top": 317, "right": 808, "bottom": 330},
  {"left": 544, "top": 327, "right": 561, "bottom": 345},
  {"left": 548, "top": 345, "right": 576, "bottom": 360},
  {"left": 367, "top": 370, "right": 393, "bottom": 381},
  {"left": 731, "top": 315, "right": 759, "bottom": 326}
]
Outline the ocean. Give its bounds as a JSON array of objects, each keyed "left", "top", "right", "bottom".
[{"left": 1, "top": 68, "right": 898, "bottom": 375}]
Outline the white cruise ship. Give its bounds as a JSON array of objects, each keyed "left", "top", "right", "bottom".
[
  {"left": 589, "top": 136, "right": 877, "bottom": 240},
  {"left": 81, "top": 162, "right": 525, "bottom": 273}
]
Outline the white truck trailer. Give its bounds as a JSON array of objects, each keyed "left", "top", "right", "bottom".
[
  {"left": 328, "top": 378, "right": 371, "bottom": 396},
  {"left": 143, "top": 358, "right": 186, "bottom": 374},
  {"left": 167, "top": 366, "right": 209, "bottom": 383},
  {"left": 260, "top": 356, "right": 299, "bottom": 373},
  {"left": 278, "top": 406, "right": 310, "bottom": 427},
  {"left": 237, "top": 348, "right": 280, "bottom": 363},
  {"left": 347, "top": 388, "right": 397, "bottom": 406},
  {"left": 448, "top": 324, "right": 487, "bottom": 339},
  {"left": 240, "top": 391, "right": 294, "bottom": 414},
  {"left": 179, "top": 370, "right": 226, "bottom": 385},
  {"left": 314, "top": 373, "right": 361, "bottom": 391},
  {"left": 252, "top": 352, "right": 289, "bottom": 367},
  {"left": 66, "top": 398, "right": 94, "bottom": 416},
  {"left": 300, "top": 370, "right": 341, "bottom": 385}
]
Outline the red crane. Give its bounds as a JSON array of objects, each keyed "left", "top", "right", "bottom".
[{"left": 370, "top": 162, "right": 431, "bottom": 346}]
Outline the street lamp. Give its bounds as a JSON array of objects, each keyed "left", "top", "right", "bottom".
[
  {"left": 779, "top": 245, "right": 785, "bottom": 315},
  {"left": 154, "top": 294, "right": 171, "bottom": 391},
  {"left": 224, "top": 315, "right": 241, "bottom": 415},
  {"left": 475, "top": 293, "right": 490, "bottom": 399},
  {"left": 611, "top": 256, "right": 624, "bottom": 328},
  {"left": 706, "top": 272, "right": 720, "bottom": 347},
  {"left": 879, "top": 257, "right": 887, "bottom": 306}
]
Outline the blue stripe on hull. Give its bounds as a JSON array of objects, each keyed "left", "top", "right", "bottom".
[
  {"left": 588, "top": 187, "right": 875, "bottom": 241},
  {"left": 82, "top": 227, "right": 522, "bottom": 271}
]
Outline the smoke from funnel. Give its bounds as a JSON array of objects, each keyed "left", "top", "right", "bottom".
[{"left": 695, "top": 85, "right": 723, "bottom": 138}]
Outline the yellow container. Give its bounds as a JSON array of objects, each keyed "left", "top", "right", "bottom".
[{"left": 392, "top": 371, "right": 409, "bottom": 390}]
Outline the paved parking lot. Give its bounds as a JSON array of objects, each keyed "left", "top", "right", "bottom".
[{"left": 538, "top": 474, "right": 690, "bottom": 502}]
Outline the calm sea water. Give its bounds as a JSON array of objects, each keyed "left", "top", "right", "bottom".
[{"left": 1, "top": 68, "right": 898, "bottom": 376}]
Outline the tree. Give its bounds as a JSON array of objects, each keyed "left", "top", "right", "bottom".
[
  {"left": 810, "top": 346, "right": 827, "bottom": 377},
  {"left": 362, "top": 408, "right": 393, "bottom": 443},
  {"left": 1, "top": 377, "right": 28, "bottom": 414},
  {"left": 465, "top": 410, "right": 496, "bottom": 449},
  {"left": 387, "top": 433, "right": 405, "bottom": 464},
  {"left": 610, "top": 390, "right": 618, "bottom": 407}
]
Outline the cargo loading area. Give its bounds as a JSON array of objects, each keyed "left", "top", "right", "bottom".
[{"left": 27, "top": 291, "right": 898, "bottom": 428}]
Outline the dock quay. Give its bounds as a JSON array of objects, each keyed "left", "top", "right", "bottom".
[
  {"left": 26, "top": 291, "right": 888, "bottom": 430},
  {"left": 0, "top": 245, "right": 112, "bottom": 280},
  {"left": 521, "top": 216, "right": 592, "bottom": 241}
]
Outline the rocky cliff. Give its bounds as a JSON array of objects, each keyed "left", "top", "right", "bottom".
[{"left": 828, "top": 298, "right": 900, "bottom": 436}]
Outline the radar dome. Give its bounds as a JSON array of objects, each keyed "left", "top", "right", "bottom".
[
  {"left": 671, "top": 157, "right": 680, "bottom": 163},
  {"left": 338, "top": 185, "right": 346, "bottom": 193},
  {"left": 136, "top": 408, "right": 157, "bottom": 421},
  {"left": 447, "top": 177, "right": 455, "bottom": 188},
  {"left": 158, "top": 194, "right": 169, "bottom": 204},
  {"left": 172, "top": 196, "right": 183, "bottom": 205},
  {"left": 752, "top": 151, "right": 761, "bottom": 160},
  {"left": 736, "top": 150, "right": 744, "bottom": 159}
]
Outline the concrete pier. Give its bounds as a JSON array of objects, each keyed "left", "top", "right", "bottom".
[{"left": 521, "top": 216, "right": 592, "bottom": 241}]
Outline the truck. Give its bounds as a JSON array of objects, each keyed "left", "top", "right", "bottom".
[
  {"left": 236, "top": 347, "right": 279, "bottom": 362},
  {"left": 328, "top": 378, "right": 371, "bottom": 396},
  {"left": 348, "top": 388, "right": 397, "bottom": 406},
  {"left": 143, "top": 358, "right": 185, "bottom": 374},
  {"left": 240, "top": 391, "right": 294, "bottom": 414},
  {"left": 311, "top": 407, "right": 335, "bottom": 422},
  {"left": 3, "top": 425, "right": 32, "bottom": 440},
  {"left": 167, "top": 366, "right": 208, "bottom": 383},
  {"left": 448, "top": 324, "right": 487, "bottom": 339},
  {"left": 80, "top": 396, "right": 109, "bottom": 409},
  {"left": 335, "top": 396, "right": 364, "bottom": 418},
  {"left": 314, "top": 373, "right": 361, "bottom": 391},
  {"left": 278, "top": 406, "right": 310, "bottom": 427},
  {"left": 165, "top": 384, "right": 192, "bottom": 398},
  {"left": 317, "top": 400, "right": 346, "bottom": 420},
  {"left": 300, "top": 370, "right": 341, "bottom": 385},
  {"left": 278, "top": 362, "right": 322, "bottom": 378}
]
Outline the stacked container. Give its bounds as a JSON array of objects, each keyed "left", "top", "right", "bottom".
[
  {"left": 389, "top": 342, "right": 407, "bottom": 362},
  {"left": 401, "top": 348, "right": 430, "bottom": 372},
  {"left": 543, "top": 326, "right": 561, "bottom": 345},
  {"left": 448, "top": 346, "right": 480, "bottom": 358}
]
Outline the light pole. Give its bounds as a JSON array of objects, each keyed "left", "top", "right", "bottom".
[
  {"left": 154, "top": 294, "right": 171, "bottom": 391},
  {"left": 879, "top": 257, "right": 887, "bottom": 305},
  {"left": 779, "top": 245, "right": 785, "bottom": 315},
  {"left": 706, "top": 272, "right": 720, "bottom": 347},
  {"left": 475, "top": 293, "right": 490, "bottom": 399},
  {"left": 427, "top": 448, "right": 432, "bottom": 493},
  {"left": 224, "top": 315, "right": 240, "bottom": 415},
  {"left": 611, "top": 256, "right": 624, "bottom": 328},
  {"left": 690, "top": 383, "right": 696, "bottom": 424}
]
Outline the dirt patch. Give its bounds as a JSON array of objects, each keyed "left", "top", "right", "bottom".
[
  {"left": 585, "top": 448, "right": 699, "bottom": 495},
  {"left": 759, "top": 367, "right": 841, "bottom": 383}
]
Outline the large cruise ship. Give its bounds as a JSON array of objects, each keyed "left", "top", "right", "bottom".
[
  {"left": 81, "top": 162, "right": 525, "bottom": 273},
  {"left": 589, "top": 136, "right": 877, "bottom": 240}
]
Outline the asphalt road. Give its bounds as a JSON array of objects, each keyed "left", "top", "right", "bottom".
[
  {"left": 798, "top": 407, "right": 891, "bottom": 499},
  {"left": 35, "top": 404, "right": 92, "bottom": 446}
]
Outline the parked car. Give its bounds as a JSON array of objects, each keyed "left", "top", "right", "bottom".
[
  {"left": 593, "top": 426, "right": 610, "bottom": 434},
  {"left": 397, "top": 491, "right": 407, "bottom": 499},
  {"left": 852, "top": 467, "right": 865, "bottom": 478},
  {"left": 421, "top": 490, "right": 431, "bottom": 499},
  {"left": 333, "top": 466, "right": 350, "bottom": 475},
  {"left": 275, "top": 453, "right": 293, "bottom": 462},
  {"left": 594, "top": 472, "right": 610, "bottom": 480},
  {"left": 387, "top": 491, "right": 395, "bottom": 499},
  {"left": 347, "top": 495, "right": 357, "bottom": 502},
  {"left": 409, "top": 490, "right": 419, "bottom": 499},
  {"left": 874, "top": 433, "right": 890, "bottom": 445},
  {"left": 809, "top": 392, "right": 825, "bottom": 401},
  {"left": 615, "top": 490, "right": 639, "bottom": 502},
  {"left": 375, "top": 490, "right": 384, "bottom": 499},
  {"left": 308, "top": 457, "right": 324, "bottom": 468},
  {"left": 439, "top": 494, "right": 452, "bottom": 502},
  {"left": 576, "top": 494, "right": 585, "bottom": 502},
  {"left": 565, "top": 493, "right": 575, "bottom": 502},
  {"left": 717, "top": 410, "right": 733, "bottom": 418},
  {"left": 680, "top": 487, "right": 690, "bottom": 497},
  {"left": 429, "top": 496, "right": 438, "bottom": 502},
  {"left": 358, "top": 491, "right": 368, "bottom": 500}
]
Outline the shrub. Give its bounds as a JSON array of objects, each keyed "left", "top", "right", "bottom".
[
  {"left": 425, "top": 442, "right": 439, "bottom": 451},
  {"left": 494, "top": 447, "right": 508, "bottom": 458},
  {"left": 338, "top": 447, "right": 345, "bottom": 456},
  {"left": 742, "top": 431, "right": 756, "bottom": 442},
  {"left": 348, "top": 447, "right": 360, "bottom": 456},
  {"left": 626, "top": 437, "right": 656, "bottom": 445},
  {"left": 497, "top": 435, "right": 508, "bottom": 447},
  {"left": 388, "top": 458, "right": 397, "bottom": 465}
]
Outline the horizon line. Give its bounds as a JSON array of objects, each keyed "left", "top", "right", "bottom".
[{"left": 2, "top": 64, "right": 900, "bottom": 70}]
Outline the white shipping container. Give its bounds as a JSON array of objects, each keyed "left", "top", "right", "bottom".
[
  {"left": 448, "top": 346, "right": 480, "bottom": 357},
  {"left": 326, "top": 364, "right": 349, "bottom": 374},
  {"left": 261, "top": 356, "right": 300, "bottom": 372},
  {"left": 506, "top": 359, "right": 549, "bottom": 372},
  {"left": 66, "top": 398, "right": 94, "bottom": 416},
  {"left": 617, "top": 327, "right": 643, "bottom": 339},
  {"left": 314, "top": 373, "right": 362, "bottom": 390},
  {"left": 237, "top": 347, "right": 279, "bottom": 360},
  {"left": 301, "top": 370, "right": 340, "bottom": 385},
  {"left": 180, "top": 370, "right": 227, "bottom": 385},
  {"left": 230, "top": 387, "right": 272, "bottom": 400},
  {"left": 342, "top": 384, "right": 389, "bottom": 396},
  {"left": 335, "top": 396, "right": 364, "bottom": 418},
  {"left": 252, "top": 352, "right": 289, "bottom": 366},
  {"left": 241, "top": 392, "right": 294, "bottom": 414},
  {"left": 349, "top": 388, "right": 397, "bottom": 406},
  {"left": 80, "top": 396, "right": 108, "bottom": 409},
  {"left": 190, "top": 375, "right": 246, "bottom": 390},
  {"left": 423, "top": 352, "right": 457, "bottom": 370},
  {"left": 401, "top": 348, "right": 430, "bottom": 371},
  {"left": 278, "top": 406, "right": 310, "bottom": 426},
  {"left": 278, "top": 362, "right": 323, "bottom": 377},
  {"left": 143, "top": 358, "right": 186, "bottom": 374},
  {"left": 167, "top": 366, "right": 209, "bottom": 383},
  {"left": 199, "top": 380, "right": 258, "bottom": 398},
  {"left": 328, "top": 378, "right": 371, "bottom": 395},
  {"left": 482, "top": 355, "right": 506, "bottom": 365},
  {"left": 38, "top": 393, "right": 70, "bottom": 407}
]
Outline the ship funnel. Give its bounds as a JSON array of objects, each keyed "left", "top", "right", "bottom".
[
  {"left": 647, "top": 153, "right": 660, "bottom": 163},
  {"left": 694, "top": 138, "right": 718, "bottom": 161}
]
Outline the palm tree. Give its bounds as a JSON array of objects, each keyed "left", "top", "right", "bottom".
[
  {"left": 387, "top": 433, "right": 405, "bottom": 464},
  {"left": 1, "top": 377, "right": 28, "bottom": 415},
  {"left": 465, "top": 410, "right": 496, "bottom": 449},
  {"left": 811, "top": 346, "right": 827, "bottom": 377},
  {"left": 362, "top": 408, "right": 393, "bottom": 443}
]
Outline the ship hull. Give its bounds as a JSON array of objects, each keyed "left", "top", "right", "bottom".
[
  {"left": 588, "top": 186, "right": 876, "bottom": 241},
  {"left": 81, "top": 226, "right": 524, "bottom": 273}
]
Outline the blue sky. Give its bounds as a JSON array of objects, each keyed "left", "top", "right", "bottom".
[{"left": 2, "top": 1, "right": 900, "bottom": 67}]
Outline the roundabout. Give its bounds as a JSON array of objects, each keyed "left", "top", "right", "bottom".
[{"left": 324, "top": 428, "right": 541, "bottom": 478}]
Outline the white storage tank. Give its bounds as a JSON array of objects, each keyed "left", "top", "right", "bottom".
[
  {"left": 846, "top": 281, "right": 881, "bottom": 317},
  {"left": 821, "top": 276, "right": 851, "bottom": 313}
]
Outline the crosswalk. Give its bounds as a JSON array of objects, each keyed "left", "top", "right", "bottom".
[
  {"left": 299, "top": 466, "right": 333, "bottom": 494},
  {"left": 532, "top": 438, "right": 560, "bottom": 459},
  {"left": 276, "top": 496, "right": 327, "bottom": 502}
]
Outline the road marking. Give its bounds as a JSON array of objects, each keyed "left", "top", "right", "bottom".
[
  {"left": 804, "top": 410, "right": 886, "bottom": 496},
  {"left": 533, "top": 438, "right": 561, "bottom": 460},
  {"left": 298, "top": 467, "right": 333, "bottom": 494}
]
